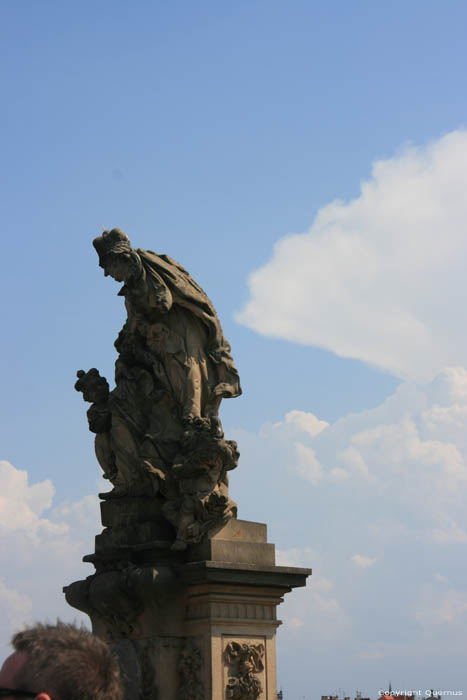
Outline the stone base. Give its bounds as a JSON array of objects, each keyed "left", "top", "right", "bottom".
[{"left": 64, "top": 518, "right": 310, "bottom": 700}]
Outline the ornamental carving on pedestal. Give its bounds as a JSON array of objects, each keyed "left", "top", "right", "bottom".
[
  {"left": 178, "top": 639, "right": 204, "bottom": 700},
  {"left": 135, "top": 639, "right": 158, "bottom": 700},
  {"left": 224, "top": 641, "right": 265, "bottom": 700}
]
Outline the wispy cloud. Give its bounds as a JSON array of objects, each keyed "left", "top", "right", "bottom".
[{"left": 351, "top": 554, "right": 376, "bottom": 569}]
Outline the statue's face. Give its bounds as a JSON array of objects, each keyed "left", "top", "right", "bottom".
[
  {"left": 102, "top": 255, "right": 131, "bottom": 283},
  {"left": 82, "top": 379, "right": 108, "bottom": 404}
]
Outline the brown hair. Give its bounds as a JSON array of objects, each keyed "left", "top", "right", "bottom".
[{"left": 12, "top": 622, "right": 123, "bottom": 700}]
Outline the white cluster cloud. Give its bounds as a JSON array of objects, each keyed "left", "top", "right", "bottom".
[
  {"left": 0, "top": 461, "right": 59, "bottom": 535},
  {"left": 276, "top": 547, "right": 351, "bottom": 644},
  {"left": 267, "top": 366, "right": 467, "bottom": 541},
  {"left": 237, "top": 130, "right": 467, "bottom": 381},
  {"left": 351, "top": 554, "right": 376, "bottom": 569},
  {"left": 0, "top": 461, "right": 100, "bottom": 656},
  {"left": 0, "top": 579, "right": 32, "bottom": 631},
  {"left": 282, "top": 410, "right": 329, "bottom": 437}
]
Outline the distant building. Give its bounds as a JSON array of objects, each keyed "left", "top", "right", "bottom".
[{"left": 321, "top": 687, "right": 441, "bottom": 700}]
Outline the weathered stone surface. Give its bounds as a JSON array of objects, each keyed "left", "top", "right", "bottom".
[
  {"left": 100, "top": 496, "right": 166, "bottom": 527},
  {"left": 182, "top": 559, "right": 311, "bottom": 589},
  {"left": 111, "top": 639, "right": 142, "bottom": 700},
  {"left": 188, "top": 518, "right": 274, "bottom": 565},
  {"left": 95, "top": 521, "right": 174, "bottom": 553},
  {"left": 210, "top": 518, "right": 268, "bottom": 543},
  {"left": 188, "top": 539, "right": 275, "bottom": 566}
]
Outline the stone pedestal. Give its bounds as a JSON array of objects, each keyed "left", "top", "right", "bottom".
[
  {"left": 64, "top": 498, "right": 310, "bottom": 700},
  {"left": 182, "top": 563, "right": 309, "bottom": 699}
]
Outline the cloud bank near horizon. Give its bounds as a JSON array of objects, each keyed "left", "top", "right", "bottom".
[
  {"left": 237, "top": 130, "right": 467, "bottom": 382},
  {"left": 229, "top": 366, "right": 467, "bottom": 691}
]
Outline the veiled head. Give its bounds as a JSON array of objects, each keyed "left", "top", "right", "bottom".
[
  {"left": 93, "top": 228, "right": 131, "bottom": 260},
  {"left": 93, "top": 229, "right": 138, "bottom": 282}
]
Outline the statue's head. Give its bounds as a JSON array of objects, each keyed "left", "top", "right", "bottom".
[
  {"left": 75, "top": 368, "right": 109, "bottom": 403},
  {"left": 93, "top": 229, "right": 138, "bottom": 283}
]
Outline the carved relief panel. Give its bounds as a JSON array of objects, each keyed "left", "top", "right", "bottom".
[{"left": 223, "top": 637, "right": 266, "bottom": 700}]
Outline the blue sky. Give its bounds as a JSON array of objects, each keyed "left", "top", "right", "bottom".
[{"left": 1, "top": 1, "right": 467, "bottom": 698}]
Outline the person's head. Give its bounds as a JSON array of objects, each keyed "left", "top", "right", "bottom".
[
  {"left": 75, "top": 368, "right": 109, "bottom": 404},
  {"left": 92, "top": 229, "right": 140, "bottom": 283},
  {"left": 0, "top": 622, "right": 123, "bottom": 700}
]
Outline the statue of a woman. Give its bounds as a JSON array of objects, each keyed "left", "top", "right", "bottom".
[
  {"left": 93, "top": 228, "right": 241, "bottom": 424},
  {"left": 83, "top": 228, "right": 241, "bottom": 548}
]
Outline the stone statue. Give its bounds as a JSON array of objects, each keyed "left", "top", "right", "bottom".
[
  {"left": 76, "top": 228, "right": 241, "bottom": 550},
  {"left": 66, "top": 227, "right": 311, "bottom": 700}
]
